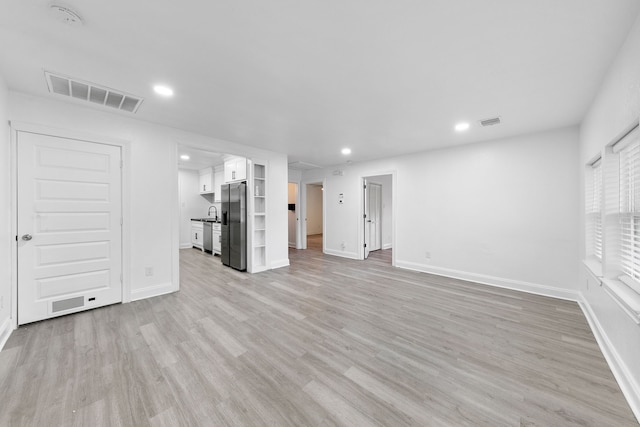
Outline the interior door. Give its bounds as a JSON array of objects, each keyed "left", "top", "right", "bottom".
[
  {"left": 368, "top": 183, "right": 382, "bottom": 251},
  {"left": 363, "top": 179, "right": 370, "bottom": 259},
  {"left": 17, "top": 131, "right": 123, "bottom": 325}
]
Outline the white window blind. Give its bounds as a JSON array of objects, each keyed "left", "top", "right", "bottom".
[
  {"left": 615, "top": 126, "right": 640, "bottom": 295},
  {"left": 586, "top": 158, "right": 602, "bottom": 260}
]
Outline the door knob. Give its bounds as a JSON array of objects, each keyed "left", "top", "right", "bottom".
[{"left": 22, "top": 234, "right": 33, "bottom": 241}]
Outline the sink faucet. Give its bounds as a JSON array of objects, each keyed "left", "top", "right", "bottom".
[{"left": 208, "top": 205, "right": 218, "bottom": 219}]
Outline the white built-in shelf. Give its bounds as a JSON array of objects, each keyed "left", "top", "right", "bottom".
[{"left": 251, "top": 162, "right": 267, "bottom": 272}]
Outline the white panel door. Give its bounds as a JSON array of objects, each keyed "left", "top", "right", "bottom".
[
  {"left": 363, "top": 179, "right": 370, "bottom": 259},
  {"left": 17, "top": 131, "right": 123, "bottom": 325},
  {"left": 368, "top": 183, "right": 382, "bottom": 251}
]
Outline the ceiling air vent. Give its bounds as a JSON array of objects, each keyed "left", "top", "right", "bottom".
[
  {"left": 479, "top": 116, "right": 501, "bottom": 127},
  {"left": 44, "top": 71, "right": 143, "bottom": 113}
]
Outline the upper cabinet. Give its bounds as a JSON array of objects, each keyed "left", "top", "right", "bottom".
[
  {"left": 224, "top": 156, "right": 247, "bottom": 183},
  {"left": 199, "top": 167, "right": 214, "bottom": 194}
]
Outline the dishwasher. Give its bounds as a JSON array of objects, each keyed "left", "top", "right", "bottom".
[{"left": 203, "top": 222, "right": 213, "bottom": 253}]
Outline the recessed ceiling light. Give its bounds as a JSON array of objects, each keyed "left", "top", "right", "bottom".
[
  {"left": 455, "top": 122, "right": 470, "bottom": 132},
  {"left": 341, "top": 148, "right": 351, "bottom": 155},
  {"left": 180, "top": 154, "right": 190, "bottom": 160},
  {"left": 154, "top": 85, "right": 174, "bottom": 97}
]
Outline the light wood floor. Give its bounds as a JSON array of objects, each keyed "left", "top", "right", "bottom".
[{"left": 1, "top": 236, "right": 637, "bottom": 426}]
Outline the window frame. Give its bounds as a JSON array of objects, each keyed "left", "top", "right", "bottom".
[
  {"left": 585, "top": 156, "right": 603, "bottom": 261},
  {"left": 603, "top": 124, "right": 640, "bottom": 324}
]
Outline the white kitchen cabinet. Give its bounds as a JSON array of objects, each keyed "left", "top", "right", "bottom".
[
  {"left": 224, "top": 157, "right": 247, "bottom": 182},
  {"left": 214, "top": 168, "right": 224, "bottom": 202},
  {"left": 191, "top": 221, "right": 204, "bottom": 250},
  {"left": 199, "top": 167, "right": 214, "bottom": 194}
]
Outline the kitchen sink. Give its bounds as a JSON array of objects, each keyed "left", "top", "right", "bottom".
[{"left": 191, "top": 218, "right": 220, "bottom": 223}]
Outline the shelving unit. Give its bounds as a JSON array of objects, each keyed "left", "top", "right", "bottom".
[{"left": 252, "top": 162, "right": 267, "bottom": 272}]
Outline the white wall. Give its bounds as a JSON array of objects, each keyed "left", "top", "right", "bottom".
[
  {"left": 306, "top": 184, "right": 323, "bottom": 235},
  {"left": 303, "top": 126, "right": 580, "bottom": 297},
  {"left": 0, "top": 75, "right": 11, "bottom": 348},
  {"left": 579, "top": 12, "right": 640, "bottom": 417},
  {"left": 367, "top": 174, "right": 392, "bottom": 249},
  {"left": 288, "top": 168, "right": 302, "bottom": 183},
  {"left": 178, "top": 169, "right": 211, "bottom": 248},
  {"left": 8, "top": 91, "right": 289, "bottom": 301}
]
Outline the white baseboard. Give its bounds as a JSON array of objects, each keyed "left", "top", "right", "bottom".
[
  {"left": 0, "top": 316, "right": 13, "bottom": 351},
  {"left": 324, "top": 248, "right": 361, "bottom": 260},
  {"left": 270, "top": 258, "right": 290, "bottom": 269},
  {"left": 382, "top": 243, "right": 392, "bottom": 250},
  {"left": 130, "top": 281, "right": 177, "bottom": 302},
  {"left": 288, "top": 242, "right": 296, "bottom": 248},
  {"left": 179, "top": 243, "right": 192, "bottom": 249},
  {"left": 579, "top": 296, "right": 640, "bottom": 423},
  {"left": 395, "top": 260, "right": 580, "bottom": 302}
]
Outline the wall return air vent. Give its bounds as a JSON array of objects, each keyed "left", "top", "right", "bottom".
[
  {"left": 44, "top": 71, "right": 143, "bottom": 113},
  {"left": 480, "top": 116, "right": 501, "bottom": 127}
]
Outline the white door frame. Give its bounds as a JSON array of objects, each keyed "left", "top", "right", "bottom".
[
  {"left": 10, "top": 122, "right": 132, "bottom": 330},
  {"left": 300, "top": 180, "right": 325, "bottom": 251},
  {"left": 359, "top": 171, "right": 396, "bottom": 265}
]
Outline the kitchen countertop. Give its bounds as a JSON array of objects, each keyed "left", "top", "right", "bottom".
[{"left": 191, "top": 218, "right": 221, "bottom": 223}]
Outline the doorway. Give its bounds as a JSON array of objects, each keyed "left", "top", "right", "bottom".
[
  {"left": 302, "top": 182, "right": 324, "bottom": 251},
  {"left": 288, "top": 183, "right": 299, "bottom": 248},
  {"left": 364, "top": 181, "right": 382, "bottom": 257},
  {"left": 362, "top": 174, "right": 393, "bottom": 264}
]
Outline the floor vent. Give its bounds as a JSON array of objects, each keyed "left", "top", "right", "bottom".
[
  {"left": 52, "top": 296, "right": 84, "bottom": 313},
  {"left": 480, "top": 116, "right": 501, "bottom": 127},
  {"left": 44, "top": 71, "right": 143, "bottom": 113}
]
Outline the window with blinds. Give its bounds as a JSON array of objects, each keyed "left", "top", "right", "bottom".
[
  {"left": 614, "top": 126, "right": 640, "bottom": 295},
  {"left": 586, "top": 158, "right": 602, "bottom": 260}
]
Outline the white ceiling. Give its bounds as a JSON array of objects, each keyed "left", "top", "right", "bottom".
[
  {"left": 1, "top": 1, "right": 639, "bottom": 167},
  {"left": 177, "top": 146, "right": 225, "bottom": 171}
]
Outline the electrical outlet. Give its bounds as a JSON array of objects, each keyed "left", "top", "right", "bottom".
[
  {"left": 340, "top": 241, "right": 346, "bottom": 250},
  {"left": 425, "top": 251, "right": 431, "bottom": 260},
  {"left": 145, "top": 267, "right": 154, "bottom": 277}
]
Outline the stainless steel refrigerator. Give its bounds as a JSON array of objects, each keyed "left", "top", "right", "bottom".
[{"left": 221, "top": 181, "right": 246, "bottom": 271}]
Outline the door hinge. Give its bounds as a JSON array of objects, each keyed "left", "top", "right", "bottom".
[
  {"left": 364, "top": 243, "right": 367, "bottom": 248},
  {"left": 120, "top": 218, "right": 123, "bottom": 226},
  {"left": 363, "top": 214, "right": 367, "bottom": 219},
  {"left": 120, "top": 160, "right": 123, "bottom": 169}
]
